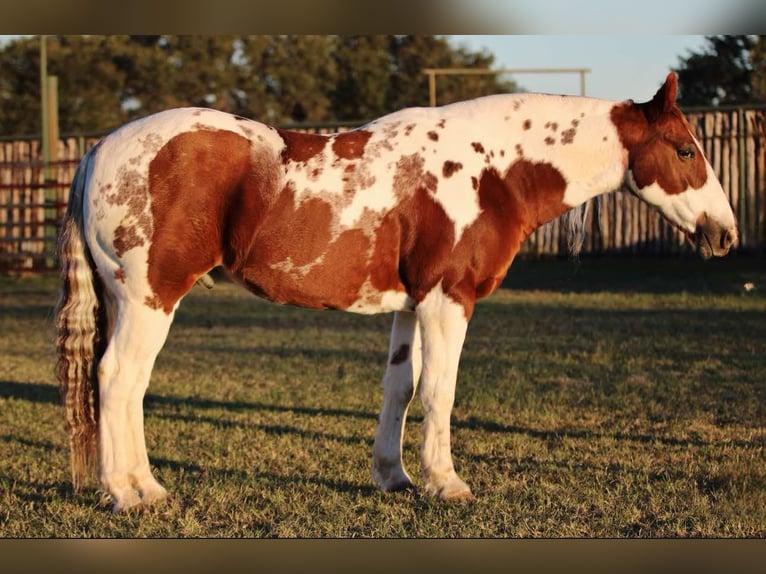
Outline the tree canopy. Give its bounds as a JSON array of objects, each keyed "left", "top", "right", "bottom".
[
  {"left": 0, "top": 35, "right": 518, "bottom": 136},
  {"left": 674, "top": 35, "right": 766, "bottom": 107}
]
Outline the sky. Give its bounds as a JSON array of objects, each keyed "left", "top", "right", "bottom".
[{"left": 450, "top": 36, "right": 710, "bottom": 103}]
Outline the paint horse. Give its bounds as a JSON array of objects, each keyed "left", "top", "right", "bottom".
[{"left": 56, "top": 73, "right": 737, "bottom": 512}]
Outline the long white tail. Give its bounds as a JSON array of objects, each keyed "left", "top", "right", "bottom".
[{"left": 54, "top": 145, "right": 105, "bottom": 491}]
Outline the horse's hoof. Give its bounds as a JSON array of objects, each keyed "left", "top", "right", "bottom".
[
  {"left": 441, "top": 489, "right": 476, "bottom": 503},
  {"left": 426, "top": 476, "right": 475, "bottom": 502}
]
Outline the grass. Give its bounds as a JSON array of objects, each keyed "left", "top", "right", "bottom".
[{"left": 0, "top": 255, "right": 764, "bottom": 537}]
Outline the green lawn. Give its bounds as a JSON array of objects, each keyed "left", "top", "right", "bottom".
[{"left": 0, "top": 255, "right": 764, "bottom": 537}]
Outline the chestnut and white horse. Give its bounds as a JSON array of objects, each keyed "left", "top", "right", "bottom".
[{"left": 56, "top": 73, "right": 737, "bottom": 512}]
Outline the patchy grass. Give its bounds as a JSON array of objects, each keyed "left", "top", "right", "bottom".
[{"left": 0, "top": 256, "right": 764, "bottom": 537}]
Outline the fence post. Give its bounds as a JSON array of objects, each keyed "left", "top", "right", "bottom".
[{"left": 44, "top": 75, "right": 59, "bottom": 269}]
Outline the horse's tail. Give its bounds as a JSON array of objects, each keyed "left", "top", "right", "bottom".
[{"left": 54, "top": 144, "right": 106, "bottom": 491}]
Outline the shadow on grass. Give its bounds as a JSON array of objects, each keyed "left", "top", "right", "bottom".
[
  {"left": 502, "top": 254, "right": 764, "bottom": 294},
  {"left": 165, "top": 342, "right": 388, "bottom": 365},
  {"left": 0, "top": 473, "right": 77, "bottom": 505},
  {"left": 0, "top": 380, "right": 58, "bottom": 404},
  {"left": 151, "top": 410, "right": 374, "bottom": 447},
  {"left": 456, "top": 416, "right": 762, "bottom": 450},
  {"left": 0, "top": 304, "right": 55, "bottom": 320},
  {"left": 144, "top": 393, "right": 378, "bottom": 422},
  {"left": 150, "top": 454, "right": 380, "bottom": 497},
  {"left": 2, "top": 379, "right": 761, "bottom": 452}
]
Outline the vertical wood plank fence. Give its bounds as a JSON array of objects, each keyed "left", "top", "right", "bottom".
[{"left": 1, "top": 108, "right": 764, "bottom": 273}]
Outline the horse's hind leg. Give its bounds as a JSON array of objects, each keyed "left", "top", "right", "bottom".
[
  {"left": 98, "top": 298, "right": 174, "bottom": 512},
  {"left": 372, "top": 311, "right": 422, "bottom": 492}
]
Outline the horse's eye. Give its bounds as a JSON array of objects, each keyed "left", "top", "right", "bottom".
[{"left": 677, "top": 147, "right": 695, "bottom": 161}]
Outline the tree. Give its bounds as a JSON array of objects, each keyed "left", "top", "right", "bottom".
[
  {"left": 750, "top": 38, "right": 766, "bottom": 102},
  {"left": 0, "top": 35, "right": 519, "bottom": 135},
  {"left": 388, "top": 36, "right": 517, "bottom": 111},
  {"left": 331, "top": 36, "right": 393, "bottom": 120},
  {"left": 0, "top": 36, "right": 47, "bottom": 135},
  {"left": 674, "top": 35, "right": 763, "bottom": 106}
]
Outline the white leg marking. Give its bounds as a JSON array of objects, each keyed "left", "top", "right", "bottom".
[
  {"left": 98, "top": 303, "right": 173, "bottom": 512},
  {"left": 416, "top": 288, "right": 474, "bottom": 501},
  {"left": 372, "top": 311, "right": 422, "bottom": 491}
]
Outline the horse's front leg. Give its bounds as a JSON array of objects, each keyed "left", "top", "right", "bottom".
[
  {"left": 372, "top": 310, "right": 423, "bottom": 492},
  {"left": 416, "top": 289, "right": 474, "bottom": 501}
]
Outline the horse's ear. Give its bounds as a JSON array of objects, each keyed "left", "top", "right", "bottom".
[{"left": 649, "top": 72, "right": 678, "bottom": 114}]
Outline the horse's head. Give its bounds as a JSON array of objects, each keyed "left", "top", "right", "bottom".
[{"left": 612, "top": 72, "right": 738, "bottom": 258}]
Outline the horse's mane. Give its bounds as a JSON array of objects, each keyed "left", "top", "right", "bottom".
[{"left": 561, "top": 198, "right": 598, "bottom": 257}]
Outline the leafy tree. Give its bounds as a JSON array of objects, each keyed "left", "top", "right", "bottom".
[
  {"left": 388, "top": 36, "right": 516, "bottom": 111},
  {"left": 256, "top": 35, "right": 337, "bottom": 123},
  {"left": 674, "top": 35, "right": 763, "bottom": 106},
  {"left": 0, "top": 36, "right": 46, "bottom": 135},
  {"left": 331, "top": 35, "right": 394, "bottom": 120},
  {"left": 750, "top": 37, "right": 766, "bottom": 102},
  {"left": 0, "top": 35, "right": 519, "bottom": 135}
]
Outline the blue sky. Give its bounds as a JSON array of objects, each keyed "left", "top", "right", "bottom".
[{"left": 450, "top": 36, "right": 710, "bottom": 102}]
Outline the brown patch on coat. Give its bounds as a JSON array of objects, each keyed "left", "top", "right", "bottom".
[
  {"left": 113, "top": 224, "right": 144, "bottom": 258},
  {"left": 277, "top": 129, "right": 328, "bottom": 163},
  {"left": 144, "top": 124, "right": 378, "bottom": 312},
  {"left": 331, "top": 130, "right": 372, "bottom": 160},
  {"left": 427, "top": 131, "right": 439, "bottom": 142},
  {"left": 392, "top": 154, "right": 427, "bottom": 200},
  {"left": 471, "top": 142, "right": 485, "bottom": 154},
  {"left": 434, "top": 159, "right": 568, "bottom": 314},
  {"left": 424, "top": 172, "right": 438, "bottom": 193},
  {"left": 390, "top": 343, "right": 410, "bottom": 365},
  {"left": 341, "top": 163, "right": 377, "bottom": 196},
  {"left": 367, "top": 153, "right": 569, "bottom": 319},
  {"left": 144, "top": 129, "right": 282, "bottom": 313},
  {"left": 237, "top": 185, "right": 372, "bottom": 310},
  {"left": 544, "top": 137, "right": 555, "bottom": 146},
  {"left": 610, "top": 95, "right": 707, "bottom": 194},
  {"left": 560, "top": 127, "right": 576, "bottom": 145},
  {"left": 442, "top": 161, "right": 463, "bottom": 178},
  {"left": 523, "top": 120, "right": 532, "bottom": 130}
]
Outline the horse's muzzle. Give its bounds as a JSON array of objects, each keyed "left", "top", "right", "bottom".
[{"left": 692, "top": 212, "right": 739, "bottom": 259}]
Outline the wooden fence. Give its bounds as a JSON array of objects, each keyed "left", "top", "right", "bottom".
[{"left": 1, "top": 108, "right": 764, "bottom": 273}]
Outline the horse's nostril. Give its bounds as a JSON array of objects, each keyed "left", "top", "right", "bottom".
[{"left": 722, "top": 228, "right": 738, "bottom": 249}]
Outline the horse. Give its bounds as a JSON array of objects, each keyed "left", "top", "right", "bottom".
[{"left": 55, "top": 72, "right": 738, "bottom": 512}]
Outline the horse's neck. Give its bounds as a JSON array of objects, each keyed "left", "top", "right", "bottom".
[{"left": 465, "top": 94, "right": 629, "bottom": 208}]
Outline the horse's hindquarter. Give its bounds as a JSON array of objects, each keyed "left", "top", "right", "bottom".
[{"left": 84, "top": 109, "right": 283, "bottom": 312}]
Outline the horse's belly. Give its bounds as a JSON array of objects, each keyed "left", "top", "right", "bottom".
[
  {"left": 235, "top": 229, "right": 411, "bottom": 314},
  {"left": 236, "top": 262, "right": 412, "bottom": 314}
]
